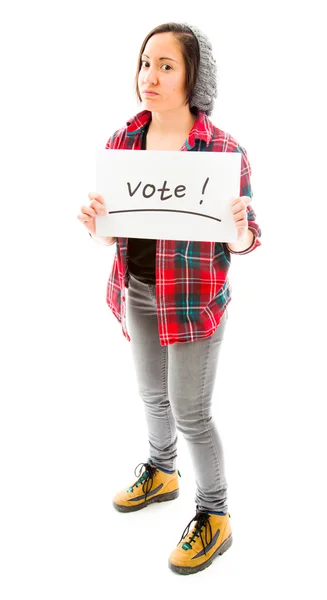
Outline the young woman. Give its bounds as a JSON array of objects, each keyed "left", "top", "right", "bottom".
[{"left": 77, "top": 22, "right": 261, "bottom": 575}]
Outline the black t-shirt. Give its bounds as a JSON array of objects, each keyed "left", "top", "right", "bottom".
[{"left": 127, "top": 120, "right": 156, "bottom": 284}]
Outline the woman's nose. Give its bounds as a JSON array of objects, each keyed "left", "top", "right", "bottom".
[{"left": 144, "top": 66, "right": 158, "bottom": 84}]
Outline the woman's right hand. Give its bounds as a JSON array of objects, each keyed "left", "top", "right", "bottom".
[{"left": 77, "top": 193, "right": 107, "bottom": 235}]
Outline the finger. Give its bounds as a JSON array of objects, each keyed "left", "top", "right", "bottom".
[
  {"left": 232, "top": 207, "right": 247, "bottom": 221},
  {"left": 239, "top": 196, "right": 251, "bottom": 205},
  {"left": 77, "top": 214, "right": 92, "bottom": 222},
  {"left": 231, "top": 197, "right": 249, "bottom": 208},
  {"left": 81, "top": 205, "right": 96, "bottom": 217},
  {"left": 90, "top": 199, "right": 107, "bottom": 215},
  {"left": 235, "top": 215, "right": 248, "bottom": 227},
  {"left": 231, "top": 200, "right": 243, "bottom": 214},
  {"left": 88, "top": 192, "right": 105, "bottom": 205}
]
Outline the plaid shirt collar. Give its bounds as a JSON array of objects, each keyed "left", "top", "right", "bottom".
[{"left": 125, "top": 109, "right": 214, "bottom": 149}]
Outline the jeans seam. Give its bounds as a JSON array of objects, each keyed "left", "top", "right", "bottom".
[
  {"left": 197, "top": 334, "right": 222, "bottom": 508},
  {"left": 161, "top": 345, "right": 172, "bottom": 445},
  {"left": 150, "top": 283, "right": 173, "bottom": 450}
]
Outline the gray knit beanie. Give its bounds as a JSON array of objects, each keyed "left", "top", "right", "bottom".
[{"left": 180, "top": 23, "right": 217, "bottom": 116}]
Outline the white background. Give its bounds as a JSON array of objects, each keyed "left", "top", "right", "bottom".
[{"left": 1, "top": 1, "right": 326, "bottom": 598}]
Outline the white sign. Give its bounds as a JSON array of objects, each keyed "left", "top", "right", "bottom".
[{"left": 95, "top": 149, "right": 242, "bottom": 242}]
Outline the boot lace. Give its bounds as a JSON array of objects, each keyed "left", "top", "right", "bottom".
[
  {"left": 126, "top": 462, "right": 158, "bottom": 501},
  {"left": 179, "top": 511, "right": 213, "bottom": 555}
]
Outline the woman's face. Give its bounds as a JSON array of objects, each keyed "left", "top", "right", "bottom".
[{"left": 138, "top": 32, "right": 188, "bottom": 112}]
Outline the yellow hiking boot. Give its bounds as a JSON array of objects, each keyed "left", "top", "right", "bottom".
[
  {"left": 112, "top": 461, "right": 180, "bottom": 513},
  {"left": 168, "top": 510, "right": 232, "bottom": 575}
]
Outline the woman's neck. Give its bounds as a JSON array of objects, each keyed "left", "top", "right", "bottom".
[{"left": 148, "top": 106, "right": 197, "bottom": 136}]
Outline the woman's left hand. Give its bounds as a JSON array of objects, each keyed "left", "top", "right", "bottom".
[{"left": 231, "top": 196, "right": 250, "bottom": 240}]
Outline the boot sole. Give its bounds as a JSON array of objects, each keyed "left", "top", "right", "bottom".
[
  {"left": 113, "top": 488, "right": 179, "bottom": 513},
  {"left": 168, "top": 533, "right": 233, "bottom": 575}
]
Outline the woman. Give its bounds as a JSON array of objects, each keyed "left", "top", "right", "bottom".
[{"left": 77, "top": 22, "right": 261, "bottom": 575}]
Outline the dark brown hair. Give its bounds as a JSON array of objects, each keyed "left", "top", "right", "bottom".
[{"left": 134, "top": 22, "right": 200, "bottom": 114}]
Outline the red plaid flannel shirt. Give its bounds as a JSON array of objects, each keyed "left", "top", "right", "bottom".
[{"left": 103, "top": 110, "right": 261, "bottom": 346}]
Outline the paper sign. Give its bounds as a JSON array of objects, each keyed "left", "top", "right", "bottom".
[{"left": 95, "top": 149, "right": 242, "bottom": 242}]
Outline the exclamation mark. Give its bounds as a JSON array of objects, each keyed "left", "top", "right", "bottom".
[{"left": 200, "top": 177, "right": 209, "bottom": 204}]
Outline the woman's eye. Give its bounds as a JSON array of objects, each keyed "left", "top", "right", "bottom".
[{"left": 141, "top": 61, "right": 171, "bottom": 71}]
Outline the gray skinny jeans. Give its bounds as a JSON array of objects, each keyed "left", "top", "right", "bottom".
[{"left": 126, "top": 272, "right": 229, "bottom": 514}]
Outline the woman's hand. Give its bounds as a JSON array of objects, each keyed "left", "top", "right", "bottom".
[
  {"left": 77, "top": 193, "right": 107, "bottom": 235},
  {"left": 231, "top": 196, "right": 250, "bottom": 240}
]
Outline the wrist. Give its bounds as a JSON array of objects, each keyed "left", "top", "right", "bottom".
[
  {"left": 89, "top": 232, "right": 116, "bottom": 246},
  {"left": 227, "top": 229, "right": 254, "bottom": 254}
]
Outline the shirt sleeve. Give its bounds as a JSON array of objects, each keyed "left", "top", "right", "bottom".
[
  {"left": 228, "top": 146, "right": 262, "bottom": 255},
  {"left": 105, "top": 134, "right": 115, "bottom": 149},
  {"left": 105, "top": 128, "right": 122, "bottom": 150}
]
